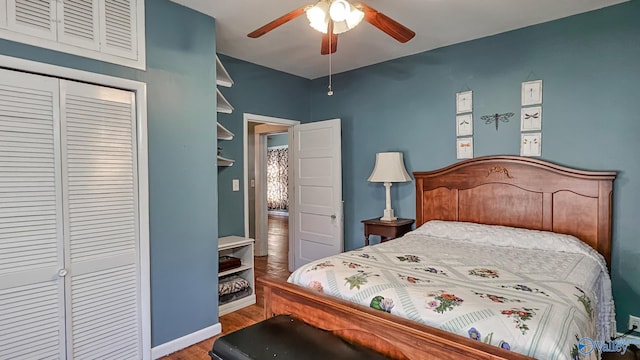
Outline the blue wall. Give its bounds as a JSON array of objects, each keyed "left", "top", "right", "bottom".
[
  {"left": 216, "top": 55, "right": 309, "bottom": 236},
  {"left": 0, "top": 1, "right": 220, "bottom": 347},
  {"left": 307, "top": 1, "right": 640, "bottom": 332},
  {"left": 268, "top": 133, "right": 289, "bottom": 147}
]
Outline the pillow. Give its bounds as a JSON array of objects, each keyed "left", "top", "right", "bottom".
[
  {"left": 218, "top": 275, "right": 250, "bottom": 296},
  {"left": 411, "top": 220, "right": 606, "bottom": 267}
]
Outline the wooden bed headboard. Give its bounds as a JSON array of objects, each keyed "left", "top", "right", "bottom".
[{"left": 414, "top": 156, "right": 616, "bottom": 267}]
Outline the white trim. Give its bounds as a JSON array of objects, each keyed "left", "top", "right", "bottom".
[
  {"left": 137, "top": 83, "right": 151, "bottom": 360},
  {"left": 255, "top": 133, "right": 268, "bottom": 256},
  {"left": 0, "top": 54, "right": 146, "bottom": 89},
  {"left": 287, "top": 129, "right": 295, "bottom": 271},
  {"left": 242, "top": 113, "right": 299, "bottom": 260},
  {"left": 0, "top": 54, "right": 151, "bottom": 359},
  {"left": 151, "top": 323, "right": 222, "bottom": 359}
]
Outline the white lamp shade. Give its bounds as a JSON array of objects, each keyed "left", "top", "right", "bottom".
[
  {"left": 306, "top": 0, "right": 364, "bottom": 34},
  {"left": 368, "top": 152, "right": 412, "bottom": 183},
  {"left": 306, "top": 1, "right": 330, "bottom": 33},
  {"left": 329, "top": 0, "right": 349, "bottom": 21}
]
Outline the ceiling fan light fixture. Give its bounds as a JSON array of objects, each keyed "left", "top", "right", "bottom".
[
  {"left": 331, "top": 8, "right": 363, "bottom": 33},
  {"left": 345, "top": 5, "right": 364, "bottom": 29},
  {"left": 329, "top": 0, "right": 349, "bottom": 22},
  {"left": 306, "top": 1, "right": 330, "bottom": 33},
  {"left": 306, "top": 0, "right": 364, "bottom": 34}
]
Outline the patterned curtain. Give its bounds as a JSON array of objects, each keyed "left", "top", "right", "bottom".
[{"left": 267, "top": 147, "right": 288, "bottom": 211}]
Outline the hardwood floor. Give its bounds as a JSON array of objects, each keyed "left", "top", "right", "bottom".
[{"left": 161, "top": 214, "right": 290, "bottom": 360}]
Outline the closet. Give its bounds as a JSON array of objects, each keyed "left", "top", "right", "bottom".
[
  {"left": 0, "top": 0, "right": 146, "bottom": 69},
  {"left": 0, "top": 68, "right": 144, "bottom": 359}
]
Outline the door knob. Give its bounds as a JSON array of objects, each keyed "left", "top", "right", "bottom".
[
  {"left": 331, "top": 214, "right": 336, "bottom": 219},
  {"left": 57, "top": 269, "right": 68, "bottom": 277}
]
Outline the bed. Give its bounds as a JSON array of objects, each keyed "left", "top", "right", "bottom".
[{"left": 257, "top": 155, "right": 616, "bottom": 360}]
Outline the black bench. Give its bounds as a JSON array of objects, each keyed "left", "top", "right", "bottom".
[{"left": 209, "top": 315, "right": 389, "bottom": 360}]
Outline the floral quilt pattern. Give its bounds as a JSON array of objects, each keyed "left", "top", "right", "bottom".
[{"left": 288, "top": 231, "right": 610, "bottom": 360}]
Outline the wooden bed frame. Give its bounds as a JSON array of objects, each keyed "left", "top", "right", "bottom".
[{"left": 258, "top": 156, "right": 616, "bottom": 359}]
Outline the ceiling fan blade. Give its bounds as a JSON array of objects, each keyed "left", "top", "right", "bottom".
[
  {"left": 247, "top": 6, "right": 308, "bottom": 38},
  {"left": 321, "top": 20, "right": 337, "bottom": 55},
  {"left": 354, "top": 2, "right": 415, "bottom": 43}
]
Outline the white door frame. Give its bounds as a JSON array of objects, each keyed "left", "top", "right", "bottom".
[
  {"left": 0, "top": 54, "right": 150, "bottom": 359},
  {"left": 254, "top": 124, "right": 288, "bottom": 256},
  {"left": 243, "top": 113, "right": 299, "bottom": 261}
]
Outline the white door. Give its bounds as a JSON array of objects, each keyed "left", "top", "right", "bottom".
[
  {"left": 59, "top": 80, "right": 142, "bottom": 360},
  {"left": 291, "top": 119, "right": 342, "bottom": 270},
  {"left": 0, "top": 68, "right": 67, "bottom": 358}
]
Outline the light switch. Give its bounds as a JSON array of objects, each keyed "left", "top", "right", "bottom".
[
  {"left": 232, "top": 179, "right": 240, "bottom": 192},
  {"left": 250, "top": 179, "right": 255, "bottom": 188}
]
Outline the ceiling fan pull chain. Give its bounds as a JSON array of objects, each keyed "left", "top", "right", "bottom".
[{"left": 328, "top": 31, "right": 334, "bottom": 96}]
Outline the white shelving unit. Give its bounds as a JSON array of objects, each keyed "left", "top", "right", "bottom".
[
  {"left": 218, "top": 236, "right": 256, "bottom": 316},
  {"left": 217, "top": 122, "right": 234, "bottom": 140},
  {"left": 216, "top": 155, "right": 234, "bottom": 167},
  {"left": 216, "top": 88, "right": 234, "bottom": 114},
  {"left": 216, "top": 55, "right": 234, "bottom": 87},
  {"left": 216, "top": 54, "right": 234, "bottom": 166}
]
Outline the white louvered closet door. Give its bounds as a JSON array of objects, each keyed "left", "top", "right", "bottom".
[
  {"left": 58, "top": 0, "right": 100, "bottom": 51},
  {"left": 0, "top": 69, "right": 66, "bottom": 359},
  {"left": 59, "top": 80, "right": 141, "bottom": 360},
  {"left": 6, "top": 0, "right": 57, "bottom": 41},
  {"left": 0, "top": 0, "right": 8, "bottom": 28},
  {"left": 100, "top": 0, "right": 137, "bottom": 59}
]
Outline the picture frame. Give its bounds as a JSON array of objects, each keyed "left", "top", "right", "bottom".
[
  {"left": 456, "top": 114, "right": 473, "bottom": 136},
  {"left": 456, "top": 137, "right": 473, "bottom": 159},
  {"left": 520, "top": 132, "right": 542, "bottom": 157},
  {"left": 521, "top": 80, "right": 542, "bottom": 106},
  {"left": 521, "top": 106, "right": 542, "bottom": 131},
  {"left": 456, "top": 91, "right": 473, "bottom": 114}
]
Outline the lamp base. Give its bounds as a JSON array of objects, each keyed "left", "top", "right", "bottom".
[{"left": 379, "top": 209, "right": 397, "bottom": 222}]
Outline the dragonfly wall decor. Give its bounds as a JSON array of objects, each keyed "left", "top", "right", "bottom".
[
  {"left": 481, "top": 112, "right": 515, "bottom": 131},
  {"left": 521, "top": 106, "right": 542, "bottom": 131}
]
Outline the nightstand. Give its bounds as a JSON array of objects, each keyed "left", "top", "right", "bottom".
[{"left": 361, "top": 218, "right": 415, "bottom": 246}]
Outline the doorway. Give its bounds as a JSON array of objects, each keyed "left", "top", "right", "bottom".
[
  {"left": 265, "top": 134, "right": 288, "bottom": 217},
  {"left": 243, "top": 114, "right": 298, "bottom": 273}
]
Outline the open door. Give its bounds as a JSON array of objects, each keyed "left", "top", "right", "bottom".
[{"left": 290, "top": 119, "right": 343, "bottom": 270}]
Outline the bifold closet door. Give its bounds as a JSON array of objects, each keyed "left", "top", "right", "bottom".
[
  {"left": 0, "top": 69, "right": 67, "bottom": 358},
  {"left": 59, "top": 80, "right": 141, "bottom": 360}
]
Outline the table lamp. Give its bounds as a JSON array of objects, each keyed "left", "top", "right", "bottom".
[{"left": 368, "top": 152, "right": 412, "bottom": 221}]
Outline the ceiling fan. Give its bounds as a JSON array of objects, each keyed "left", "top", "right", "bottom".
[{"left": 247, "top": 0, "right": 416, "bottom": 55}]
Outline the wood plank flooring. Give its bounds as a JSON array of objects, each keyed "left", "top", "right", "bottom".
[{"left": 161, "top": 214, "right": 289, "bottom": 360}]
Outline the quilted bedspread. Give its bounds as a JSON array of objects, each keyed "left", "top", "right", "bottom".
[{"left": 288, "top": 221, "right": 614, "bottom": 360}]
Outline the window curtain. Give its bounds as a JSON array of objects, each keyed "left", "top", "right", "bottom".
[{"left": 267, "top": 147, "right": 288, "bottom": 211}]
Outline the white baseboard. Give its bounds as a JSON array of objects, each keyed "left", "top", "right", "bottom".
[{"left": 151, "top": 322, "right": 222, "bottom": 359}]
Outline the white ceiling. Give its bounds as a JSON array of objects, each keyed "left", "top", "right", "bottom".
[{"left": 171, "top": 0, "right": 627, "bottom": 80}]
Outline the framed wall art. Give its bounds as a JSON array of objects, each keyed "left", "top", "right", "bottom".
[
  {"left": 456, "top": 137, "right": 473, "bottom": 159},
  {"left": 456, "top": 113, "right": 473, "bottom": 136},
  {"left": 520, "top": 132, "right": 542, "bottom": 157},
  {"left": 456, "top": 91, "right": 473, "bottom": 114},
  {"left": 521, "top": 80, "right": 542, "bottom": 106},
  {"left": 521, "top": 106, "right": 542, "bottom": 131}
]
